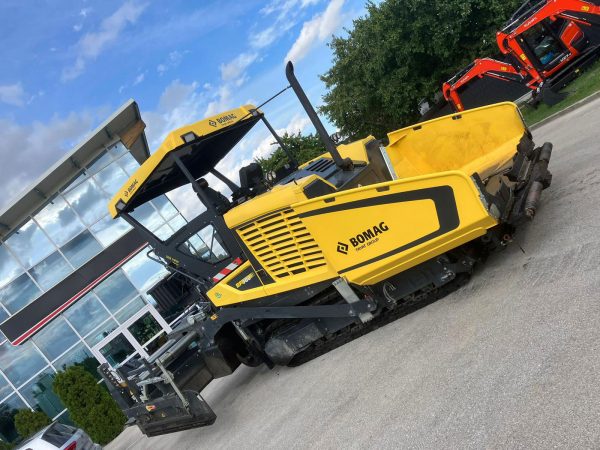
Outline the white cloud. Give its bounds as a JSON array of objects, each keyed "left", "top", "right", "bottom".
[
  {"left": 261, "top": 0, "right": 322, "bottom": 19},
  {"left": 143, "top": 79, "right": 204, "bottom": 149},
  {"left": 285, "top": 0, "right": 345, "bottom": 64},
  {"left": 220, "top": 53, "right": 258, "bottom": 82},
  {"left": 62, "top": 1, "right": 147, "bottom": 81},
  {"left": 73, "top": 23, "right": 83, "bottom": 32},
  {"left": 156, "top": 50, "right": 187, "bottom": 75},
  {"left": 0, "top": 83, "right": 26, "bottom": 107},
  {"left": 205, "top": 85, "right": 232, "bottom": 117},
  {"left": 80, "top": 8, "right": 92, "bottom": 18},
  {"left": 132, "top": 72, "right": 145, "bottom": 86},
  {"left": 0, "top": 112, "right": 97, "bottom": 210},
  {"left": 301, "top": 0, "right": 322, "bottom": 6},
  {"left": 250, "top": 27, "right": 278, "bottom": 49}
]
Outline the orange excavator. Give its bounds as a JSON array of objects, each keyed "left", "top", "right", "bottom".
[{"left": 443, "top": 0, "right": 600, "bottom": 111}]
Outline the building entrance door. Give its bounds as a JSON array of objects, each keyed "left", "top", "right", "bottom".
[{"left": 91, "top": 304, "right": 171, "bottom": 369}]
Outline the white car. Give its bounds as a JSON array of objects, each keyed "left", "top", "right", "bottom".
[{"left": 16, "top": 422, "right": 101, "bottom": 450}]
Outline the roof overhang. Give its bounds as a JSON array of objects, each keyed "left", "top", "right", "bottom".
[{"left": 0, "top": 99, "right": 150, "bottom": 240}]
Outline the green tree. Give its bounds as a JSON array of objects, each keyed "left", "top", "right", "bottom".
[
  {"left": 0, "top": 404, "right": 19, "bottom": 444},
  {"left": 52, "top": 366, "right": 125, "bottom": 445},
  {"left": 320, "top": 0, "right": 523, "bottom": 138},
  {"left": 255, "top": 132, "right": 328, "bottom": 176},
  {"left": 13, "top": 409, "right": 50, "bottom": 439}
]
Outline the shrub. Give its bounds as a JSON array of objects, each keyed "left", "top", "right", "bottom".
[
  {"left": 52, "top": 366, "right": 125, "bottom": 445},
  {"left": 13, "top": 409, "right": 51, "bottom": 439}
]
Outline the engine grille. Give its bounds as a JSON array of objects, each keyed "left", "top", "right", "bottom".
[{"left": 237, "top": 209, "right": 327, "bottom": 279}]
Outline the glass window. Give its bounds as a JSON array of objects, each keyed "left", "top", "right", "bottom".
[
  {"left": 90, "top": 215, "right": 132, "bottom": 247},
  {"left": 53, "top": 343, "right": 99, "bottom": 379},
  {"left": 63, "top": 293, "right": 110, "bottom": 337},
  {"left": 177, "top": 224, "right": 229, "bottom": 263},
  {"left": 60, "top": 231, "right": 101, "bottom": 269},
  {"left": 154, "top": 223, "right": 175, "bottom": 240},
  {"left": 40, "top": 422, "right": 77, "bottom": 446},
  {"left": 34, "top": 197, "right": 85, "bottom": 247},
  {"left": 60, "top": 172, "right": 85, "bottom": 194},
  {"left": 152, "top": 196, "right": 178, "bottom": 220},
  {"left": 128, "top": 312, "right": 162, "bottom": 346},
  {"left": 0, "top": 372, "right": 13, "bottom": 401},
  {"left": 55, "top": 410, "right": 75, "bottom": 426},
  {"left": 108, "top": 142, "right": 127, "bottom": 158},
  {"left": 84, "top": 319, "right": 118, "bottom": 347},
  {"left": 131, "top": 203, "right": 165, "bottom": 232},
  {"left": 0, "top": 341, "right": 47, "bottom": 387},
  {"left": 99, "top": 334, "right": 135, "bottom": 368},
  {"left": 116, "top": 153, "right": 140, "bottom": 176},
  {"left": 94, "top": 270, "right": 137, "bottom": 312},
  {"left": 94, "top": 163, "right": 129, "bottom": 196},
  {"left": 115, "top": 297, "right": 145, "bottom": 324},
  {"left": 168, "top": 214, "right": 187, "bottom": 234},
  {"left": 30, "top": 252, "right": 72, "bottom": 291},
  {"left": 0, "top": 245, "right": 23, "bottom": 289},
  {"left": 86, "top": 152, "right": 113, "bottom": 175},
  {"left": 0, "top": 394, "right": 27, "bottom": 443},
  {"left": 5, "top": 220, "right": 54, "bottom": 270},
  {"left": 32, "top": 317, "right": 79, "bottom": 362},
  {"left": 19, "top": 369, "right": 64, "bottom": 419},
  {"left": 121, "top": 249, "right": 169, "bottom": 298},
  {"left": 0, "top": 273, "right": 41, "bottom": 313},
  {"left": 63, "top": 178, "right": 109, "bottom": 226}
]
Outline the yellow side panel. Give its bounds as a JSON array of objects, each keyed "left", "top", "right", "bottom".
[
  {"left": 299, "top": 136, "right": 374, "bottom": 168},
  {"left": 386, "top": 102, "right": 526, "bottom": 181},
  {"left": 293, "top": 172, "right": 497, "bottom": 285},
  {"left": 208, "top": 171, "right": 497, "bottom": 305},
  {"left": 206, "top": 261, "right": 268, "bottom": 307},
  {"left": 224, "top": 175, "right": 334, "bottom": 229}
]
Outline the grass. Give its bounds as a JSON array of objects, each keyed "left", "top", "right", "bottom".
[{"left": 520, "top": 58, "right": 600, "bottom": 125}]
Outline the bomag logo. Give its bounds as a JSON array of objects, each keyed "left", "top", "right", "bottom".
[
  {"left": 123, "top": 179, "right": 138, "bottom": 198},
  {"left": 338, "top": 222, "right": 389, "bottom": 254},
  {"left": 235, "top": 272, "right": 255, "bottom": 289},
  {"left": 216, "top": 114, "right": 237, "bottom": 125}
]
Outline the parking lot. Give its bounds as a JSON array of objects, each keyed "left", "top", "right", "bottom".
[{"left": 109, "top": 98, "right": 600, "bottom": 449}]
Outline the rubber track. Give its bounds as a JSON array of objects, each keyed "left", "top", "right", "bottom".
[{"left": 287, "top": 274, "right": 471, "bottom": 367}]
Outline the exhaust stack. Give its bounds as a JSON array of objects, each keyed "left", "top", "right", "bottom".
[{"left": 285, "top": 61, "right": 352, "bottom": 170}]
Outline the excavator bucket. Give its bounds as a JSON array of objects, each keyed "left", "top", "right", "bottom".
[{"left": 539, "top": 84, "right": 568, "bottom": 107}]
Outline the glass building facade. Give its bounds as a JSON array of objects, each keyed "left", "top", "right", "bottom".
[{"left": 0, "top": 131, "right": 184, "bottom": 441}]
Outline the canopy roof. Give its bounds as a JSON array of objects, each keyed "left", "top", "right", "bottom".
[{"left": 109, "top": 105, "right": 262, "bottom": 217}]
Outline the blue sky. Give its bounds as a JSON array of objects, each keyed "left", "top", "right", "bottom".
[{"left": 0, "top": 0, "right": 369, "bottom": 213}]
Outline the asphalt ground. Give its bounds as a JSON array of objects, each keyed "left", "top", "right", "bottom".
[{"left": 108, "top": 97, "right": 600, "bottom": 450}]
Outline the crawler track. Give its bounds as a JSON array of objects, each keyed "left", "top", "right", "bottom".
[{"left": 288, "top": 273, "right": 471, "bottom": 367}]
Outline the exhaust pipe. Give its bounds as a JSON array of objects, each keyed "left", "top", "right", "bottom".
[
  {"left": 285, "top": 61, "right": 353, "bottom": 170},
  {"left": 524, "top": 142, "right": 553, "bottom": 219}
]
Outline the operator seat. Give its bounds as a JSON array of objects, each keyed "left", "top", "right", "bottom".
[
  {"left": 197, "top": 178, "right": 230, "bottom": 214},
  {"left": 239, "top": 163, "right": 268, "bottom": 197}
]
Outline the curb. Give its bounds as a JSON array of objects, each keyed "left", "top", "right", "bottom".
[{"left": 530, "top": 90, "right": 600, "bottom": 130}]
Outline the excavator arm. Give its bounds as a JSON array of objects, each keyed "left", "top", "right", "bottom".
[{"left": 443, "top": 58, "right": 530, "bottom": 112}]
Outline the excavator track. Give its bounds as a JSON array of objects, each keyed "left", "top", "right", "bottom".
[{"left": 287, "top": 273, "right": 472, "bottom": 367}]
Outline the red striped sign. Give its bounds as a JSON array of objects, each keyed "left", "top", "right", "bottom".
[{"left": 212, "top": 258, "right": 243, "bottom": 283}]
